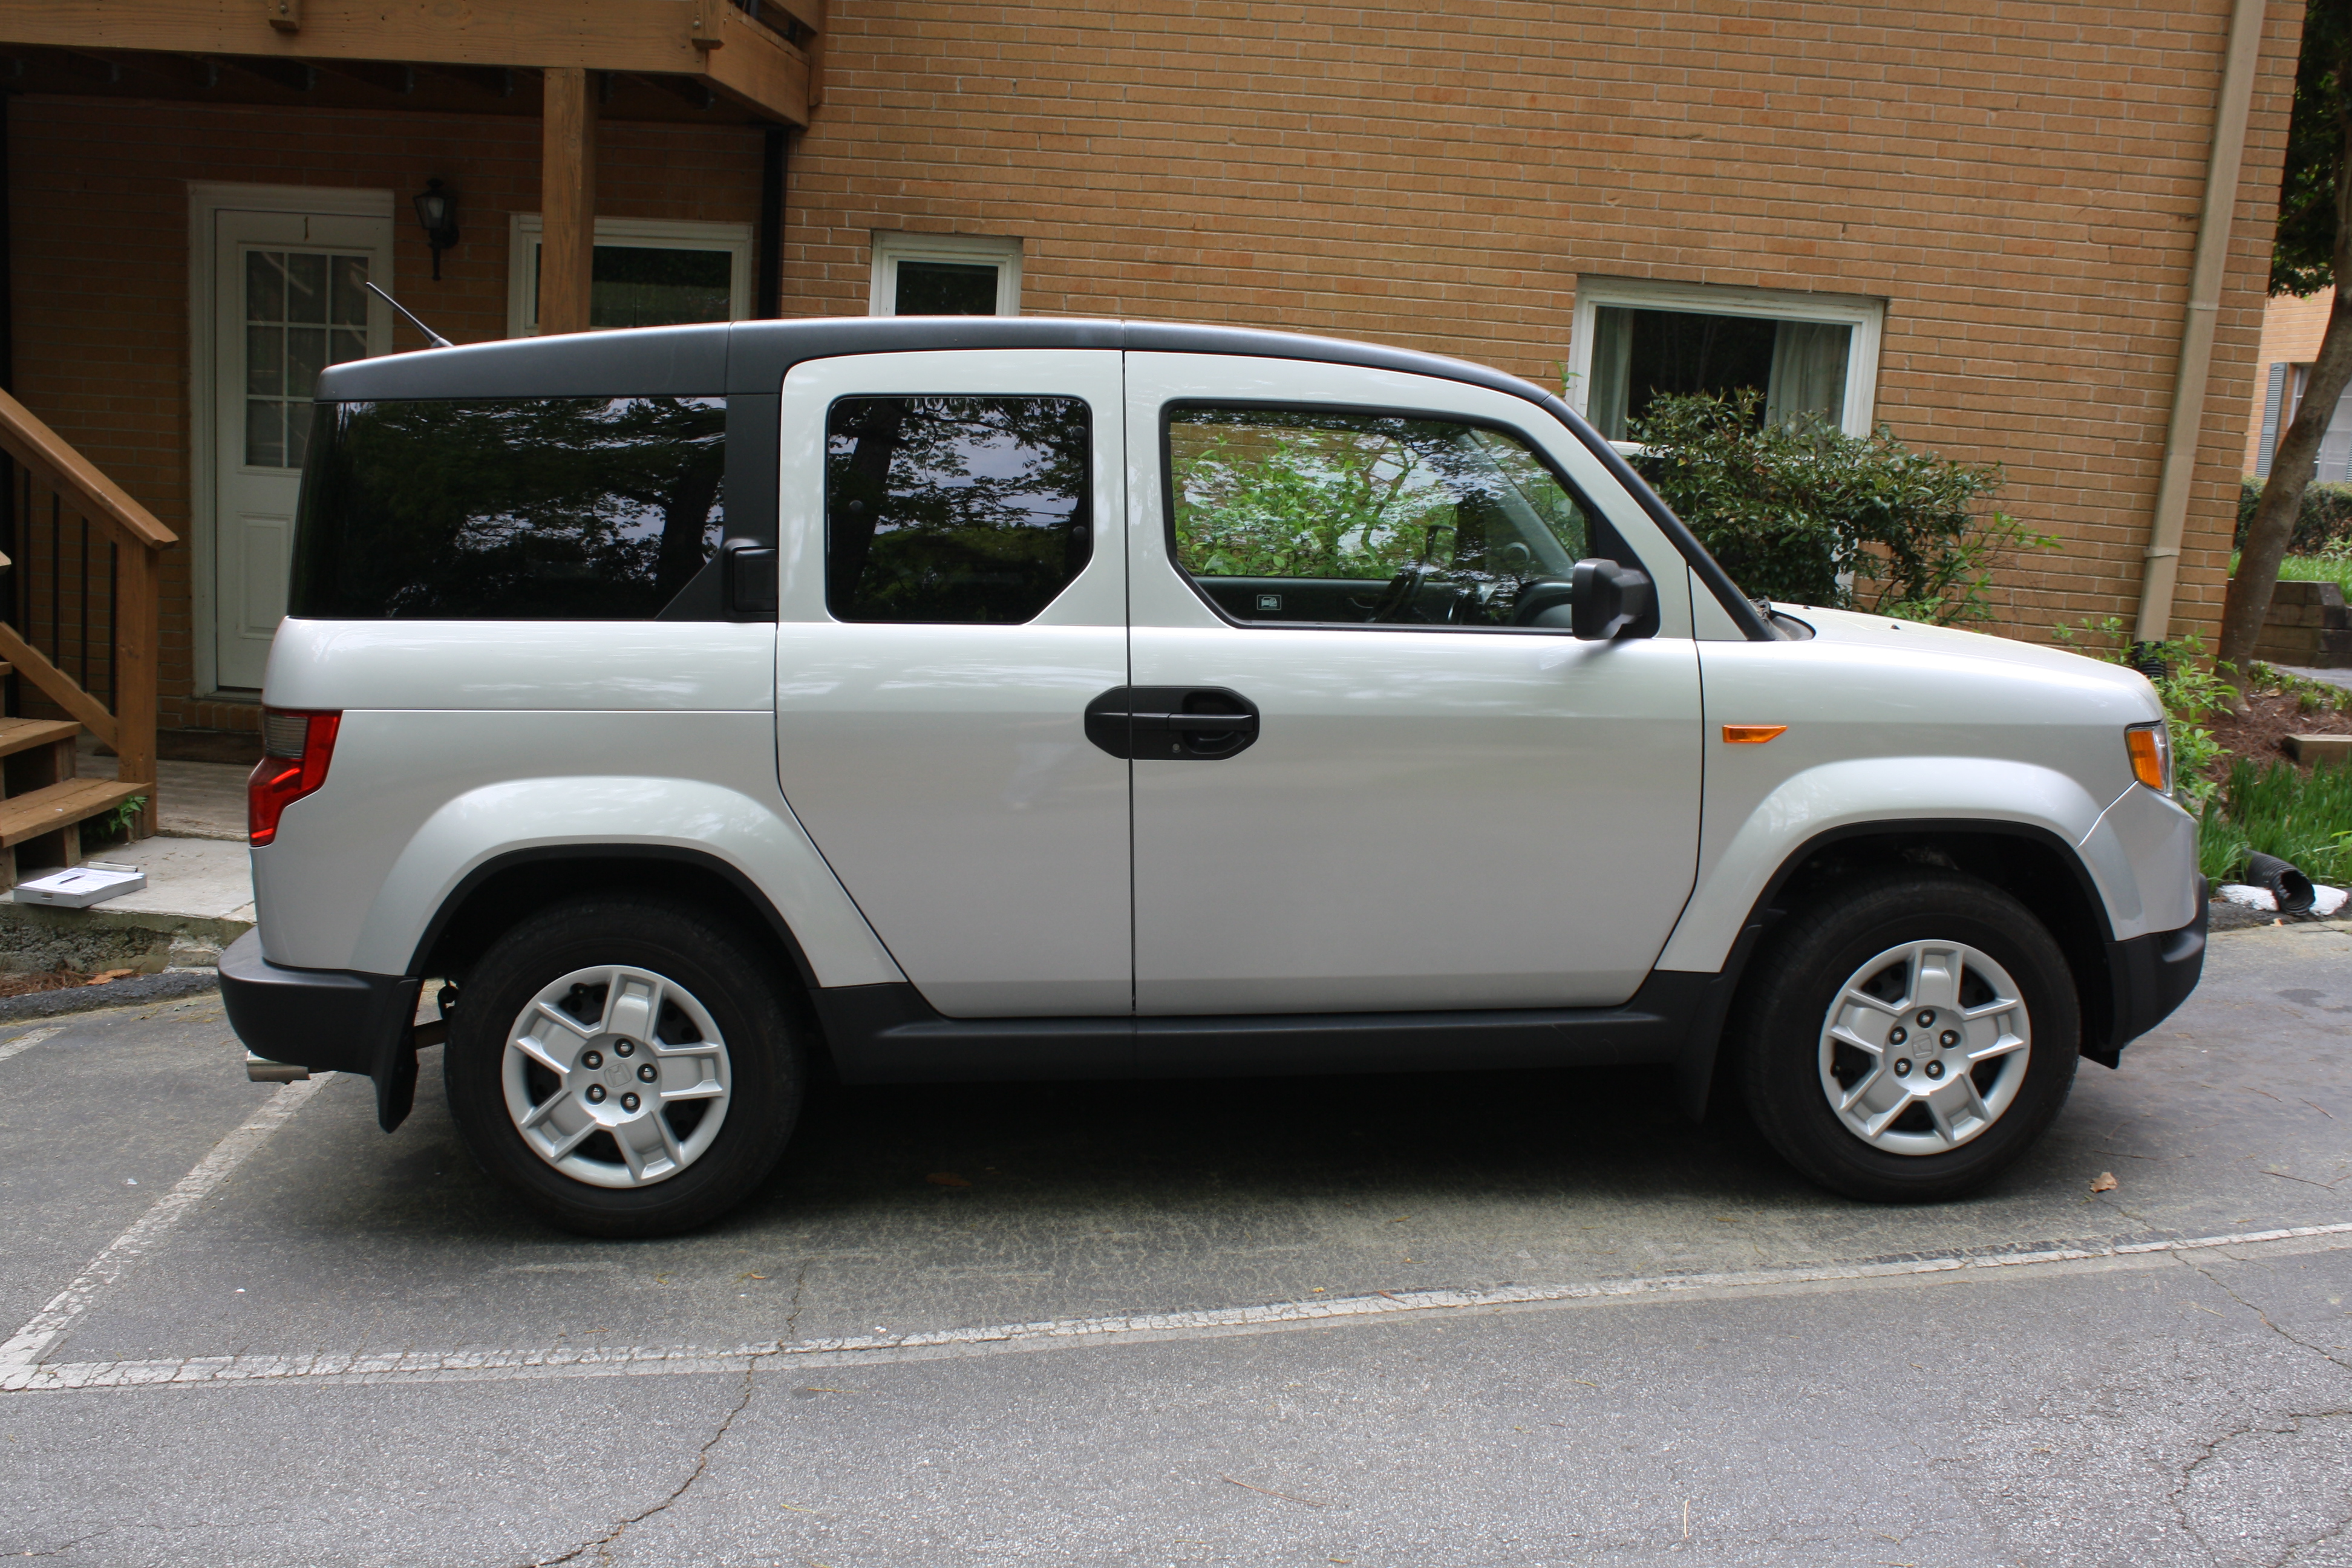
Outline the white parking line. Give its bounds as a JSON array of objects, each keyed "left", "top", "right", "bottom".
[
  {"left": 0, "top": 1074, "right": 330, "bottom": 1376},
  {"left": 8, "top": 1217, "right": 2348, "bottom": 1395},
  {"left": 0, "top": 1025, "right": 67, "bottom": 1064}
]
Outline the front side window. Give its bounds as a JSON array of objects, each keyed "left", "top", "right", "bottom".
[
  {"left": 1166, "top": 406, "right": 1601, "bottom": 629},
  {"left": 290, "top": 396, "right": 725, "bottom": 619},
  {"left": 826, "top": 395, "right": 1091, "bottom": 624}
]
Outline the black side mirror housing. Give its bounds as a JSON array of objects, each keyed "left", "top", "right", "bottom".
[{"left": 1570, "top": 557, "right": 1652, "bottom": 641}]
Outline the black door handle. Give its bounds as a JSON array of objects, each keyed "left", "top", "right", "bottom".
[{"left": 1084, "top": 687, "right": 1261, "bottom": 760}]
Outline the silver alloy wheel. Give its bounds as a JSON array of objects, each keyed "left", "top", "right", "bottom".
[
  {"left": 501, "top": 964, "right": 733, "bottom": 1189},
  {"left": 1817, "top": 939, "right": 2030, "bottom": 1155}
]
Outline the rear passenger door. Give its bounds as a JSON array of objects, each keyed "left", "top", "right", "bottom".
[{"left": 773, "top": 351, "right": 1130, "bottom": 1018}]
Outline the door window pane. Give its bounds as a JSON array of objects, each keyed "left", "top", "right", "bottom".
[
  {"left": 1166, "top": 407, "right": 1596, "bottom": 629},
  {"left": 1587, "top": 306, "right": 1851, "bottom": 440},
  {"left": 893, "top": 261, "right": 999, "bottom": 316},
  {"left": 243, "top": 249, "right": 373, "bottom": 469},
  {"left": 826, "top": 395, "right": 1090, "bottom": 624},
  {"left": 290, "top": 396, "right": 727, "bottom": 619}
]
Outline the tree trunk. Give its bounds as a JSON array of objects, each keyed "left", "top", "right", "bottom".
[{"left": 2219, "top": 109, "right": 2352, "bottom": 698}]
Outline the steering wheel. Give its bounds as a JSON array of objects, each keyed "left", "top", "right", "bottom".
[{"left": 1362, "top": 565, "right": 1431, "bottom": 623}]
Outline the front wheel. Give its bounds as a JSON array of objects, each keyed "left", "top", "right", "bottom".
[
  {"left": 1733, "top": 871, "right": 2080, "bottom": 1203},
  {"left": 443, "top": 896, "right": 804, "bottom": 1238}
]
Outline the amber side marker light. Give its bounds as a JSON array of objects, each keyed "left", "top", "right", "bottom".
[
  {"left": 1722, "top": 724, "right": 1788, "bottom": 745},
  {"left": 2125, "top": 722, "right": 2171, "bottom": 794}
]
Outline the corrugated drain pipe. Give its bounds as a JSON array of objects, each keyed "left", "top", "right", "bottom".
[{"left": 2132, "top": 0, "right": 2269, "bottom": 649}]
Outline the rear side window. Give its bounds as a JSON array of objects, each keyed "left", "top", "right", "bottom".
[
  {"left": 289, "top": 396, "right": 725, "bottom": 619},
  {"left": 826, "top": 395, "right": 1091, "bottom": 624}
]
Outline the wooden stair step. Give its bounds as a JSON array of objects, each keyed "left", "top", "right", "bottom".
[
  {"left": 0, "top": 716, "right": 82, "bottom": 762},
  {"left": 0, "top": 777, "right": 148, "bottom": 848}
]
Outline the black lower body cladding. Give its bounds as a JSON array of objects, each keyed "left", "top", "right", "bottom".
[
  {"left": 2086, "top": 880, "right": 2209, "bottom": 1068},
  {"left": 218, "top": 929, "right": 422, "bottom": 1130}
]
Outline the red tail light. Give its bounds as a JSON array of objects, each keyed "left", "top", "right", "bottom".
[{"left": 248, "top": 709, "right": 341, "bottom": 847}]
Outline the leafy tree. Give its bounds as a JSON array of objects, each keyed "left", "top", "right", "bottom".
[
  {"left": 2223, "top": 0, "right": 2352, "bottom": 697},
  {"left": 1628, "top": 391, "right": 2050, "bottom": 623}
]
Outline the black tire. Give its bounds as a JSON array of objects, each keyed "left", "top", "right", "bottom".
[
  {"left": 443, "top": 895, "right": 804, "bottom": 1238},
  {"left": 1732, "top": 869, "right": 2080, "bottom": 1203}
]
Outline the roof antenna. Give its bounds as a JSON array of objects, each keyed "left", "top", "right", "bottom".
[{"left": 362, "top": 280, "right": 454, "bottom": 350}]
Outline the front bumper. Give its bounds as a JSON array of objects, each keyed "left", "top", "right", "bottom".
[
  {"left": 220, "top": 929, "right": 422, "bottom": 1129},
  {"left": 2085, "top": 877, "right": 2207, "bottom": 1068}
]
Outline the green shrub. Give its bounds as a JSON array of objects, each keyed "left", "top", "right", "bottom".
[
  {"left": 2235, "top": 475, "right": 2352, "bottom": 554},
  {"left": 1629, "top": 391, "right": 2052, "bottom": 624}
]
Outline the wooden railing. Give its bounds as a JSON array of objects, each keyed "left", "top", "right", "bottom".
[{"left": 0, "top": 387, "right": 175, "bottom": 840}]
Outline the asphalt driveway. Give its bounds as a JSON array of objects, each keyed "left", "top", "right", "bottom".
[{"left": 1, "top": 921, "right": 2348, "bottom": 1566}]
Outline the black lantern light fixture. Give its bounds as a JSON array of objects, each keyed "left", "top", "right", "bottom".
[{"left": 413, "top": 178, "right": 459, "bottom": 280}]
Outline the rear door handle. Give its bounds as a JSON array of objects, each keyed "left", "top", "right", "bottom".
[{"left": 1085, "top": 686, "right": 1261, "bottom": 760}]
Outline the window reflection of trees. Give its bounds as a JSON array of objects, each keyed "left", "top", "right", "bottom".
[
  {"left": 293, "top": 396, "right": 726, "bottom": 619},
  {"left": 1168, "top": 409, "right": 1590, "bottom": 625},
  {"left": 825, "top": 395, "right": 1091, "bottom": 625}
]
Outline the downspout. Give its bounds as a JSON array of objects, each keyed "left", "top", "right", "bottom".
[
  {"left": 2132, "top": 0, "right": 2269, "bottom": 648},
  {"left": 756, "top": 125, "right": 788, "bottom": 318}
]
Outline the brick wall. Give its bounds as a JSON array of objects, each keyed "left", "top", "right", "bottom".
[
  {"left": 5, "top": 96, "right": 766, "bottom": 731},
  {"left": 788, "top": 0, "right": 2305, "bottom": 642}
]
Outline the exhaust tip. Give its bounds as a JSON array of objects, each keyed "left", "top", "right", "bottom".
[{"left": 245, "top": 1051, "right": 310, "bottom": 1083}]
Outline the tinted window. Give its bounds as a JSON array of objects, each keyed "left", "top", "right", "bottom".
[
  {"left": 290, "top": 396, "right": 725, "bottom": 619},
  {"left": 826, "top": 395, "right": 1091, "bottom": 624},
  {"left": 1166, "top": 406, "right": 1598, "bottom": 629}
]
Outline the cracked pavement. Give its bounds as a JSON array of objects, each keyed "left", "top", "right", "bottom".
[{"left": 0, "top": 922, "right": 2347, "bottom": 1566}]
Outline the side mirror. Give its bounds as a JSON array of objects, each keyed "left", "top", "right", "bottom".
[{"left": 1570, "top": 557, "right": 1651, "bottom": 641}]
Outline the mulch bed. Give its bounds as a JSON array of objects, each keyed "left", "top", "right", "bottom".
[{"left": 2201, "top": 688, "right": 2352, "bottom": 782}]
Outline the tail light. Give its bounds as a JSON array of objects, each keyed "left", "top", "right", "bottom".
[{"left": 249, "top": 709, "right": 341, "bottom": 846}]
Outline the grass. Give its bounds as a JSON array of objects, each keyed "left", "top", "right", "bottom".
[
  {"left": 2206, "top": 756, "right": 2352, "bottom": 886},
  {"left": 2230, "top": 547, "right": 2352, "bottom": 596}
]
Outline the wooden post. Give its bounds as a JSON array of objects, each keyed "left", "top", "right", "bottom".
[
  {"left": 115, "top": 541, "right": 157, "bottom": 839},
  {"left": 539, "top": 66, "right": 598, "bottom": 336}
]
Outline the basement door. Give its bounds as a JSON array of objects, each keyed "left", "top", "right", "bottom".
[{"left": 211, "top": 208, "right": 392, "bottom": 691}]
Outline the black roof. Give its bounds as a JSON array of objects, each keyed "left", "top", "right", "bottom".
[
  {"left": 314, "top": 315, "right": 1559, "bottom": 405},
  {"left": 312, "top": 315, "right": 1772, "bottom": 642}
]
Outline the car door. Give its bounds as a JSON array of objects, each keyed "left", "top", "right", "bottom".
[
  {"left": 1121, "top": 353, "right": 1704, "bottom": 1016},
  {"left": 774, "top": 350, "right": 1130, "bottom": 1017}
]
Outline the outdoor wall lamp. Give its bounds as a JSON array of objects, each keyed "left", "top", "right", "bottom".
[{"left": 413, "top": 179, "right": 459, "bottom": 279}]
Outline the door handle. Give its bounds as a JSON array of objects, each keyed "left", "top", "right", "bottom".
[{"left": 1084, "top": 687, "right": 1261, "bottom": 760}]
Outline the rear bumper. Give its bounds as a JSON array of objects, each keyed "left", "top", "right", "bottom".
[
  {"left": 2086, "top": 877, "right": 2207, "bottom": 1067},
  {"left": 220, "top": 929, "right": 421, "bottom": 1129}
]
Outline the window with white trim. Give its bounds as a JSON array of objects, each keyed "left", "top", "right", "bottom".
[
  {"left": 868, "top": 232, "right": 1022, "bottom": 318},
  {"left": 507, "top": 215, "right": 753, "bottom": 336},
  {"left": 1567, "top": 279, "right": 1885, "bottom": 445}
]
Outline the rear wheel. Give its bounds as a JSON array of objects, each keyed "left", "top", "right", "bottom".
[
  {"left": 444, "top": 897, "right": 803, "bottom": 1237},
  {"left": 1734, "top": 871, "right": 2079, "bottom": 1203}
]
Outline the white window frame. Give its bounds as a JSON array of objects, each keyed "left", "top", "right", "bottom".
[
  {"left": 506, "top": 214, "right": 754, "bottom": 337},
  {"left": 867, "top": 232, "right": 1022, "bottom": 318},
  {"left": 1565, "top": 277, "right": 1886, "bottom": 443}
]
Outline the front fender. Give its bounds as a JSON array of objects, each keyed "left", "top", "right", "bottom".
[{"left": 1655, "top": 757, "right": 2120, "bottom": 973}]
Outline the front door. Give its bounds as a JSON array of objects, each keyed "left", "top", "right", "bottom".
[
  {"left": 1122, "top": 353, "right": 1706, "bottom": 1016},
  {"left": 212, "top": 209, "right": 392, "bottom": 690},
  {"left": 773, "top": 350, "right": 1132, "bottom": 1018}
]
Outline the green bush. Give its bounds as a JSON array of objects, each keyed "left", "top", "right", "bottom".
[
  {"left": 2235, "top": 475, "right": 2352, "bottom": 554},
  {"left": 1628, "top": 392, "right": 2052, "bottom": 624}
]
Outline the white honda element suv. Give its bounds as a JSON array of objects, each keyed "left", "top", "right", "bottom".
[{"left": 222, "top": 318, "right": 2205, "bottom": 1236}]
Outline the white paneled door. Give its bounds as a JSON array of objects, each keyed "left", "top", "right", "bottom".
[{"left": 212, "top": 209, "right": 391, "bottom": 690}]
